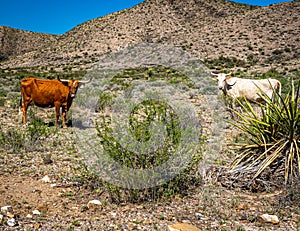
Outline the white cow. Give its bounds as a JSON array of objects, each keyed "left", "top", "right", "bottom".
[{"left": 211, "top": 72, "right": 281, "bottom": 110}]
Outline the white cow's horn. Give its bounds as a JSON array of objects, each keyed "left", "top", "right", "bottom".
[
  {"left": 78, "top": 77, "right": 93, "bottom": 84},
  {"left": 57, "top": 76, "right": 69, "bottom": 82},
  {"left": 210, "top": 72, "right": 219, "bottom": 76}
]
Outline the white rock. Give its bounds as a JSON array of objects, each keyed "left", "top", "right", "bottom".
[
  {"left": 259, "top": 214, "right": 279, "bottom": 224},
  {"left": 41, "top": 175, "right": 51, "bottom": 183},
  {"left": 0, "top": 214, "right": 3, "bottom": 223},
  {"left": 32, "top": 209, "right": 41, "bottom": 215},
  {"left": 110, "top": 211, "right": 117, "bottom": 217},
  {"left": 26, "top": 214, "right": 33, "bottom": 218},
  {"left": 87, "top": 199, "right": 102, "bottom": 209},
  {"left": 7, "top": 218, "right": 18, "bottom": 227},
  {"left": 168, "top": 223, "right": 201, "bottom": 231},
  {"left": 1, "top": 206, "right": 13, "bottom": 216}
]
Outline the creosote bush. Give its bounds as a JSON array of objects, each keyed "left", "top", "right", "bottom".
[
  {"left": 97, "top": 99, "right": 181, "bottom": 169},
  {"left": 229, "top": 81, "right": 300, "bottom": 184},
  {"left": 89, "top": 66, "right": 202, "bottom": 203},
  {"left": 95, "top": 98, "right": 202, "bottom": 202}
]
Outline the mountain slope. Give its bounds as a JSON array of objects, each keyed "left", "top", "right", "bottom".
[
  {"left": 0, "top": 0, "right": 299, "bottom": 73},
  {"left": 0, "top": 26, "right": 58, "bottom": 61}
]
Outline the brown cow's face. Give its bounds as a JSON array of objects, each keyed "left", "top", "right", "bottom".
[{"left": 68, "top": 80, "right": 80, "bottom": 98}]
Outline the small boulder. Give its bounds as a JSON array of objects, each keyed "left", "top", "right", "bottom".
[
  {"left": 168, "top": 223, "right": 201, "bottom": 231},
  {"left": 87, "top": 200, "right": 102, "bottom": 210},
  {"left": 37, "top": 205, "right": 48, "bottom": 213},
  {"left": 32, "top": 209, "right": 41, "bottom": 215},
  {"left": 41, "top": 175, "right": 51, "bottom": 183},
  {"left": 34, "top": 223, "right": 41, "bottom": 229},
  {"left": 258, "top": 214, "right": 279, "bottom": 224},
  {"left": 7, "top": 218, "right": 18, "bottom": 227},
  {"left": 1, "top": 206, "right": 13, "bottom": 215},
  {"left": 26, "top": 214, "right": 33, "bottom": 219}
]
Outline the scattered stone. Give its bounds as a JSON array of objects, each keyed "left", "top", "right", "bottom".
[
  {"left": 168, "top": 223, "right": 201, "bottom": 231},
  {"left": 87, "top": 200, "right": 102, "bottom": 209},
  {"left": 195, "top": 212, "right": 201, "bottom": 219},
  {"left": 237, "top": 203, "right": 249, "bottom": 211},
  {"left": 0, "top": 214, "right": 3, "bottom": 223},
  {"left": 26, "top": 214, "right": 33, "bottom": 219},
  {"left": 7, "top": 218, "right": 18, "bottom": 227},
  {"left": 37, "top": 205, "right": 48, "bottom": 213},
  {"left": 110, "top": 211, "right": 117, "bottom": 217},
  {"left": 1, "top": 206, "right": 13, "bottom": 216},
  {"left": 6, "top": 211, "right": 15, "bottom": 218},
  {"left": 50, "top": 183, "right": 57, "bottom": 187},
  {"left": 32, "top": 209, "right": 41, "bottom": 215},
  {"left": 34, "top": 223, "right": 41, "bottom": 229},
  {"left": 195, "top": 212, "right": 209, "bottom": 221},
  {"left": 41, "top": 175, "right": 51, "bottom": 183},
  {"left": 240, "top": 215, "right": 248, "bottom": 223},
  {"left": 42, "top": 153, "right": 53, "bottom": 164},
  {"left": 71, "top": 206, "right": 79, "bottom": 211},
  {"left": 258, "top": 214, "right": 279, "bottom": 224}
]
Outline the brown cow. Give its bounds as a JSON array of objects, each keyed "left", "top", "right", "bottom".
[{"left": 20, "top": 77, "right": 91, "bottom": 128}]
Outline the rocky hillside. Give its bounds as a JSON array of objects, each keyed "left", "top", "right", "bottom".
[
  {"left": 0, "top": 26, "right": 58, "bottom": 61},
  {"left": 0, "top": 0, "right": 299, "bottom": 73}
]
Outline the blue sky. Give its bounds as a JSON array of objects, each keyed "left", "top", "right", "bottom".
[{"left": 0, "top": 0, "right": 293, "bottom": 35}]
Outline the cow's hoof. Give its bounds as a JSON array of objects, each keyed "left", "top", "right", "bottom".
[{"left": 22, "top": 123, "right": 28, "bottom": 128}]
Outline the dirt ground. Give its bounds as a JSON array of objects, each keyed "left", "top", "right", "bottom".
[
  {"left": 1, "top": 102, "right": 300, "bottom": 231},
  {"left": 1, "top": 172, "right": 300, "bottom": 230}
]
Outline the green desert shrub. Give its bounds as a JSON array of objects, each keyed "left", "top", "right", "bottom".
[
  {"left": 0, "top": 126, "right": 27, "bottom": 152},
  {"left": 94, "top": 99, "right": 202, "bottom": 202},
  {"left": 0, "top": 109, "right": 57, "bottom": 153},
  {"left": 95, "top": 91, "right": 115, "bottom": 112}
]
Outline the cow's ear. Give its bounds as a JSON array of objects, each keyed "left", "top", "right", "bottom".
[
  {"left": 225, "top": 72, "right": 232, "bottom": 80},
  {"left": 78, "top": 82, "right": 86, "bottom": 87},
  {"left": 212, "top": 76, "right": 218, "bottom": 81}
]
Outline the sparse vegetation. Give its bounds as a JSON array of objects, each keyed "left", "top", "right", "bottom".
[
  {"left": 85, "top": 66, "right": 203, "bottom": 203},
  {"left": 0, "top": 108, "right": 58, "bottom": 152},
  {"left": 1, "top": 0, "right": 300, "bottom": 73},
  {"left": 0, "top": 0, "right": 300, "bottom": 229},
  {"left": 204, "top": 56, "right": 247, "bottom": 70},
  {"left": 95, "top": 98, "right": 202, "bottom": 202}
]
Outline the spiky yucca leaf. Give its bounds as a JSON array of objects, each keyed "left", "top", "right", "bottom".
[{"left": 229, "top": 81, "right": 300, "bottom": 184}]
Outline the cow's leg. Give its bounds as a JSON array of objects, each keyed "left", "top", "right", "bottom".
[
  {"left": 228, "top": 98, "right": 239, "bottom": 120},
  {"left": 21, "top": 99, "right": 31, "bottom": 124},
  {"left": 22, "top": 102, "right": 29, "bottom": 124},
  {"left": 224, "top": 97, "right": 236, "bottom": 119},
  {"left": 54, "top": 103, "right": 61, "bottom": 127},
  {"left": 20, "top": 90, "right": 29, "bottom": 124},
  {"left": 61, "top": 105, "right": 67, "bottom": 128}
]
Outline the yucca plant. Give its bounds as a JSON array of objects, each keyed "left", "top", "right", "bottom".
[{"left": 229, "top": 81, "right": 300, "bottom": 184}]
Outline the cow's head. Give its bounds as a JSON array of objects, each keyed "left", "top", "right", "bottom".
[
  {"left": 57, "top": 77, "right": 93, "bottom": 98},
  {"left": 211, "top": 72, "right": 232, "bottom": 90},
  {"left": 68, "top": 80, "right": 80, "bottom": 98}
]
